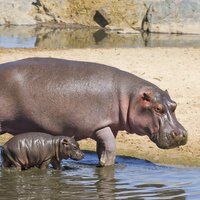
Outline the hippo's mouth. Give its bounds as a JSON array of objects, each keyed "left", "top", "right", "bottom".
[
  {"left": 69, "top": 151, "right": 84, "bottom": 160},
  {"left": 149, "top": 130, "right": 188, "bottom": 149}
]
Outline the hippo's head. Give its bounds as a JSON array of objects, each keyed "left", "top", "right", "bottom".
[
  {"left": 128, "top": 87, "right": 188, "bottom": 149},
  {"left": 60, "top": 137, "right": 84, "bottom": 160}
]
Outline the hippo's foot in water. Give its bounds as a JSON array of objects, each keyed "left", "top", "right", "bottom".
[
  {"left": 94, "top": 127, "right": 116, "bottom": 167},
  {"left": 99, "top": 150, "right": 116, "bottom": 167}
]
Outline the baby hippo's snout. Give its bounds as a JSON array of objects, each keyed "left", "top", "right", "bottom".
[{"left": 70, "top": 149, "right": 84, "bottom": 161}]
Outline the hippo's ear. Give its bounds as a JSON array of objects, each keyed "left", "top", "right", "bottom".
[{"left": 141, "top": 92, "right": 152, "bottom": 107}]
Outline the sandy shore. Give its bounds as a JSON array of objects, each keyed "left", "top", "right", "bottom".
[{"left": 0, "top": 47, "right": 199, "bottom": 167}]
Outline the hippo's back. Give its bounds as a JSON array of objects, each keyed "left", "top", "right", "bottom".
[
  {"left": 0, "top": 57, "right": 155, "bottom": 138},
  {"left": 0, "top": 58, "right": 126, "bottom": 137},
  {"left": 4, "top": 132, "right": 54, "bottom": 150}
]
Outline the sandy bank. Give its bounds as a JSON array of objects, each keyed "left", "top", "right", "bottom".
[{"left": 0, "top": 47, "right": 199, "bottom": 167}]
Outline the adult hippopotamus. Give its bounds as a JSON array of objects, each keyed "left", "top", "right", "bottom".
[
  {"left": 2, "top": 132, "right": 84, "bottom": 170},
  {"left": 0, "top": 57, "right": 187, "bottom": 166}
]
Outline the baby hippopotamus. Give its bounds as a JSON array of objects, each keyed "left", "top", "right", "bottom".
[{"left": 1, "top": 132, "right": 84, "bottom": 170}]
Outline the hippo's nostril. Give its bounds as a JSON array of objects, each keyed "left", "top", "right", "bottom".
[
  {"left": 171, "top": 131, "right": 178, "bottom": 138},
  {"left": 174, "top": 132, "right": 179, "bottom": 137},
  {"left": 182, "top": 130, "right": 187, "bottom": 138}
]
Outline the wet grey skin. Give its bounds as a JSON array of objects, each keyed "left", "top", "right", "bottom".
[{"left": 2, "top": 132, "right": 84, "bottom": 170}]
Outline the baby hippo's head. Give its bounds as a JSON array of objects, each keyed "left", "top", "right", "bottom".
[{"left": 61, "top": 137, "right": 84, "bottom": 160}]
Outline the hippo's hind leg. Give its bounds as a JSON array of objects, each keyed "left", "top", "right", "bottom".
[
  {"left": 1, "top": 148, "right": 21, "bottom": 170},
  {"left": 3, "top": 159, "right": 22, "bottom": 171},
  {"left": 93, "top": 127, "right": 116, "bottom": 167}
]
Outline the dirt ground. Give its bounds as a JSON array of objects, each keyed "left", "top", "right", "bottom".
[{"left": 0, "top": 47, "right": 199, "bottom": 167}]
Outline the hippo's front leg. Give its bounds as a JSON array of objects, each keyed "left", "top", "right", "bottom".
[
  {"left": 40, "top": 160, "right": 51, "bottom": 170},
  {"left": 93, "top": 127, "right": 116, "bottom": 167},
  {"left": 50, "top": 159, "right": 61, "bottom": 170}
]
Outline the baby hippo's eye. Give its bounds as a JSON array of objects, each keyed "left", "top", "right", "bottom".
[{"left": 71, "top": 144, "right": 78, "bottom": 150}]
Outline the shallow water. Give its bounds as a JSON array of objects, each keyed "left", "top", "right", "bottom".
[
  {"left": 1, "top": 26, "right": 200, "bottom": 48},
  {"left": 0, "top": 149, "right": 200, "bottom": 200}
]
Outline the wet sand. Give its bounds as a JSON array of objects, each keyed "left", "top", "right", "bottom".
[{"left": 0, "top": 47, "right": 199, "bottom": 167}]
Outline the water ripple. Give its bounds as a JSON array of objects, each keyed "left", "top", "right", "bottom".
[{"left": 0, "top": 150, "right": 200, "bottom": 199}]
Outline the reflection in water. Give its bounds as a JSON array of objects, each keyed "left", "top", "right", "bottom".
[
  {"left": 0, "top": 26, "right": 37, "bottom": 48},
  {"left": 0, "top": 150, "right": 199, "bottom": 199},
  {"left": 1, "top": 26, "right": 200, "bottom": 48},
  {"left": 93, "top": 29, "right": 108, "bottom": 44},
  {"left": 95, "top": 166, "right": 116, "bottom": 200}
]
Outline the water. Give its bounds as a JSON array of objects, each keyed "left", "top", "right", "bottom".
[
  {"left": 1, "top": 26, "right": 200, "bottom": 48},
  {"left": 0, "top": 149, "right": 200, "bottom": 200}
]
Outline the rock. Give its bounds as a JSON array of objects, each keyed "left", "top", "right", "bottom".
[
  {"left": 0, "top": 0, "right": 200, "bottom": 34},
  {"left": 93, "top": 10, "right": 110, "bottom": 28},
  {"left": 92, "top": 0, "right": 147, "bottom": 32},
  {"left": 145, "top": 0, "right": 200, "bottom": 34},
  {"left": 0, "top": 0, "right": 36, "bottom": 25}
]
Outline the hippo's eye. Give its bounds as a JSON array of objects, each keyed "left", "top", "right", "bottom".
[{"left": 154, "top": 105, "right": 164, "bottom": 114}]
